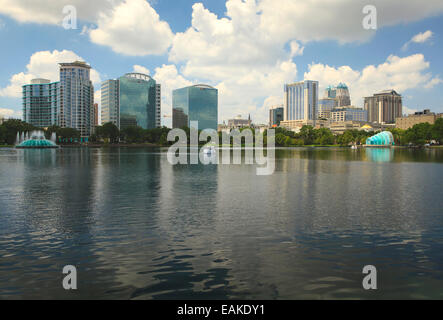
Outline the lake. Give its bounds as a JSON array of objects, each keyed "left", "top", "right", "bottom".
[{"left": 0, "top": 147, "right": 442, "bottom": 299}]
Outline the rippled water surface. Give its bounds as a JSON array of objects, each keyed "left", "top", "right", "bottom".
[{"left": 0, "top": 147, "right": 442, "bottom": 299}]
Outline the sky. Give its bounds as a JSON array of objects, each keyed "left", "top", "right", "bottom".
[{"left": 0, "top": 0, "right": 442, "bottom": 126}]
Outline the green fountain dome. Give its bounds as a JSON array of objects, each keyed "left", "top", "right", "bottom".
[{"left": 16, "top": 131, "right": 59, "bottom": 149}]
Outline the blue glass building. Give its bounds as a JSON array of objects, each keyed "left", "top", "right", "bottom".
[
  {"left": 101, "top": 73, "right": 161, "bottom": 130},
  {"left": 172, "top": 84, "right": 218, "bottom": 131}
]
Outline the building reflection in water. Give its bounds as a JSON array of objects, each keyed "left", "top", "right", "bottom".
[{"left": 365, "top": 148, "right": 394, "bottom": 163}]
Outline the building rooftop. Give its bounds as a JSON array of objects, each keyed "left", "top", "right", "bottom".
[{"left": 59, "top": 61, "right": 91, "bottom": 69}]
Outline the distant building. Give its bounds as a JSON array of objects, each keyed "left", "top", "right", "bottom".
[
  {"left": 269, "top": 106, "right": 284, "bottom": 127},
  {"left": 101, "top": 73, "right": 161, "bottom": 130},
  {"left": 396, "top": 109, "right": 441, "bottom": 130},
  {"left": 364, "top": 90, "right": 402, "bottom": 124},
  {"left": 101, "top": 79, "right": 119, "bottom": 126},
  {"left": 227, "top": 114, "right": 252, "bottom": 129},
  {"left": 323, "top": 83, "right": 351, "bottom": 107},
  {"left": 94, "top": 103, "right": 99, "bottom": 127},
  {"left": 0, "top": 115, "right": 4, "bottom": 125},
  {"left": 22, "top": 78, "right": 59, "bottom": 128},
  {"left": 328, "top": 121, "right": 395, "bottom": 135},
  {"left": 284, "top": 80, "right": 318, "bottom": 122},
  {"left": 331, "top": 106, "right": 368, "bottom": 122},
  {"left": 59, "top": 61, "right": 95, "bottom": 138},
  {"left": 335, "top": 83, "right": 351, "bottom": 107},
  {"left": 318, "top": 98, "right": 337, "bottom": 119},
  {"left": 173, "top": 84, "right": 218, "bottom": 131}
]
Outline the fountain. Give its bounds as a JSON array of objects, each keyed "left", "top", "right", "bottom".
[{"left": 16, "top": 130, "right": 59, "bottom": 149}]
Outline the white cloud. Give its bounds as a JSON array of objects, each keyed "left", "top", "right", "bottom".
[
  {"left": 89, "top": 0, "right": 173, "bottom": 56},
  {"left": 0, "top": 0, "right": 121, "bottom": 25},
  {"left": 0, "top": 18, "right": 5, "bottom": 29},
  {"left": 153, "top": 64, "right": 193, "bottom": 126},
  {"left": 0, "top": 108, "right": 21, "bottom": 118},
  {"left": 0, "top": 50, "right": 101, "bottom": 98},
  {"left": 402, "top": 30, "right": 434, "bottom": 50},
  {"left": 289, "top": 41, "right": 304, "bottom": 58},
  {"left": 304, "top": 54, "right": 440, "bottom": 107},
  {"left": 132, "top": 65, "right": 150, "bottom": 75}
]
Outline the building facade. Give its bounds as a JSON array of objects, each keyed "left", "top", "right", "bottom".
[
  {"left": 331, "top": 107, "right": 368, "bottom": 122},
  {"left": 22, "top": 78, "right": 59, "bottom": 128},
  {"left": 269, "top": 106, "right": 284, "bottom": 127},
  {"left": 335, "top": 83, "right": 351, "bottom": 107},
  {"left": 284, "top": 80, "right": 318, "bottom": 123},
  {"left": 318, "top": 98, "right": 337, "bottom": 119},
  {"left": 228, "top": 115, "right": 251, "bottom": 129},
  {"left": 172, "top": 84, "right": 218, "bottom": 131},
  {"left": 101, "top": 79, "right": 119, "bottom": 126},
  {"left": 59, "top": 61, "right": 94, "bottom": 138},
  {"left": 101, "top": 73, "right": 161, "bottom": 130},
  {"left": 396, "top": 109, "right": 441, "bottom": 130},
  {"left": 364, "top": 90, "right": 402, "bottom": 124}
]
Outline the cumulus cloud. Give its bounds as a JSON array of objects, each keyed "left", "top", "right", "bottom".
[
  {"left": 152, "top": 64, "right": 193, "bottom": 126},
  {"left": 402, "top": 30, "right": 434, "bottom": 50},
  {"left": 0, "top": 50, "right": 101, "bottom": 98},
  {"left": 304, "top": 54, "right": 441, "bottom": 107},
  {"left": 89, "top": 0, "right": 173, "bottom": 56},
  {"left": 0, "top": 0, "right": 121, "bottom": 25},
  {"left": 0, "top": 108, "right": 21, "bottom": 118},
  {"left": 132, "top": 65, "right": 150, "bottom": 75}
]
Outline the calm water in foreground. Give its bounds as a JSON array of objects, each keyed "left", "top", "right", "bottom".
[{"left": 0, "top": 147, "right": 442, "bottom": 299}]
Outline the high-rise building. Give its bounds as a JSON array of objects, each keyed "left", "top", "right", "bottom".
[
  {"left": 335, "top": 83, "right": 351, "bottom": 107},
  {"left": 323, "top": 83, "right": 351, "bottom": 107},
  {"left": 269, "top": 106, "right": 284, "bottom": 127},
  {"left": 331, "top": 106, "right": 368, "bottom": 122},
  {"left": 318, "top": 98, "right": 337, "bottom": 119},
  {"left": 284, "top": 80, "right": 318, "bottom": 122},
  {"left": 172, "top": 84, "right": 218, "bottom": 131},
  {"left": 101, "top": 73, "right": 161, "bottom": 130},
  {"left": 22, "top": 78, "right": 59, "bottom": 128},
  {"left": 59, "top": 61, "right": 94, "bottom": 138},
  {"left": 364, "top": 90, "right": 402, "bottom": 124},
  {"left": 101, "top": 79, "right": 119, "bottom": 126}
]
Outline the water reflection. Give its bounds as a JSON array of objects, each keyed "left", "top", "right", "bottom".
[
  {"left": 365, "top": 148, "right": 394, "bottom": 163},
  {"left": 0, "top": 147, "right": 443, "bottom": 299}
]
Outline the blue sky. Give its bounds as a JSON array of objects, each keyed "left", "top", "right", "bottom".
[{"left": 0, "top": 0, "right": 442, "bottom": 125}]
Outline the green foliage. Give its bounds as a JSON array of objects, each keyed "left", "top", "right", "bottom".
[{"left": 431, "top": 118, "right": 443, "bottom": 144}]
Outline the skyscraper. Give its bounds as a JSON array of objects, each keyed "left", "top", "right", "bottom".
[
  {"left": 101, "top": 79, "right": 119, "bottom": 126},
  {"left": 22, "top": 78, "right": 59, "bottom": 128},
  {"left": 93, "top": 103, "right": 99, "bottom": 127},
  {"left": 101, "top": 73, "right": 161, "bottom": 130},
  {"left": 318, "top": 98, "right": 337, "bottom": 119},
  {"left": 364, "top": 90, "right": 402, "bottom": 124},
  {"left": 284, "top": 80, "right": 318, "bottom": 122},
  {"left": 269, "top": 106, "right": 284, "bottom": 127},
  {"left": 172, "top": 84, "right": 218, "bottom": 131},
  {"left": 335, "top": 83, "right": 351, "bottom": 107},
  {"left": 59, "top": 61, "right": 94, "bottom": 138}
]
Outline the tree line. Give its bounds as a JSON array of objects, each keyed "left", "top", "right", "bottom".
[{"left": 1, "top": 118, "right": 442, "bottom": 147}]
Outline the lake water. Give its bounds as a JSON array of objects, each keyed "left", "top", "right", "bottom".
[{"left": 0, "top": 147, "right": 442, "bottom": 299}]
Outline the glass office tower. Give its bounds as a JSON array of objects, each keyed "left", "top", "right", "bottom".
[
  {"left": 101, "top": 73, "right": 161, "bottom": 130},
  {"left": 172, "top": 84, "right": 218, "bottom": 131},
  {"left": 22, "top": 79, "right": 59, "bottom": 128}
]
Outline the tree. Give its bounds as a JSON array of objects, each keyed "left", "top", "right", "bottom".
[
  {"left": 299, "top": 126, "right": 315, "bottom": 145},
  {"left": 97, "top": 122, "right": 120, "bottom": 143},
  {"left": 431, "top": 118, "right": 443, "bottom": 144},
  {"left": 121, "top": 125, "right": 144, "bottom": 143}
]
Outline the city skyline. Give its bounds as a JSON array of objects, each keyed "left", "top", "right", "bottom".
[{"left": 0, "top": 0, "right": 442, "bottom": 126}]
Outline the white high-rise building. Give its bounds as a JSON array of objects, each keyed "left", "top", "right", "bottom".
[
  {"left": 59, "top": 61, "right": 94, "bottom": 138},
  {"left": 284, "top": 80, "right": 319, "bottom": 122},
  {"left": 101, "top": 79, "right": 119, "bottom": 127}
]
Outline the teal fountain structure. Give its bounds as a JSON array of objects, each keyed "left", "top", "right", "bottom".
[{"left": 16, "top": 131, "right": 59, "bottom": 149}]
